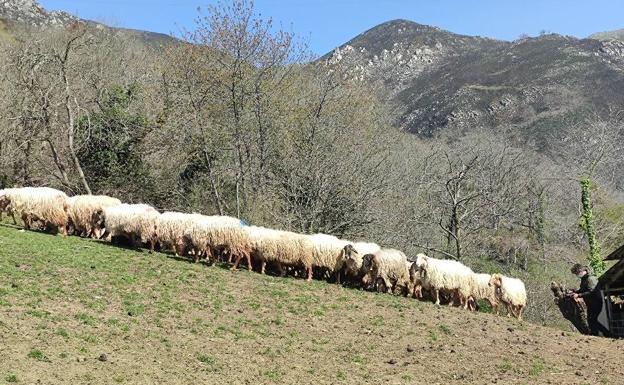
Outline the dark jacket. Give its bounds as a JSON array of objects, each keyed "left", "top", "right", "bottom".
[{"left": 576, "top": 274, "right": 599, "bottom": 299}]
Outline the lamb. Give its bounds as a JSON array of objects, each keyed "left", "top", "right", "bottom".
[
  {"left": 183, "top": 216, "right": 251, "bottom": 268},
  {"left": 244, "top": 226, "right": 314, "bottom": 281},
  {"left": 155, "top": 212, "right": 204, "bottom": 255},
  {"left": 413, "top": 253, "right": 475, "bottom": 308},
  {"left": 467, "top": 273, "right": 500, "bottom": 313},
  {"left": 100, "top": 204, "right": 160, "bottom": 252},
  {"left": 309, "top": 233, "right": 350, "bottom": 283},
  {"left": 65, "top": 195, "right": 122, "bottom": 238},
  {"left": 3, "top": 187, "right": 69, "bottom": 235},
  {"left": 488, "top": 273, "right": 527, "bottom": 320},
  {"left": 360, "top": 249, "right": 411, "bottom": 295}
]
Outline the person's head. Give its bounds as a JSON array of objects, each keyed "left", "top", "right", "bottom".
[{"left": 571, "top": 263, "right": 588, "bottom": 278}]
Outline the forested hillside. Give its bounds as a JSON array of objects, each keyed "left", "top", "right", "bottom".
[{"left": 1, "top": 0, "right": 624, "bottom": 325}]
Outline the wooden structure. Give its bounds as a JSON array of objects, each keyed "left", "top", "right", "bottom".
[{"left": 599, "top": 246, "right": 624, "bottom": 338}]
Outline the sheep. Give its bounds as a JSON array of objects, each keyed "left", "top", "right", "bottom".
[
  {"left": 413, "top": 253, "right": 475, "bottom": 308},
  {"left": 466, "top": 273, "right": 500, "bottom": 313},
  {"left": 155, "top": 212, "right": 204, "bottom": 255},
  {"left": 488, "top": 273, "right": 527, "bottom": 320},
  {"left": 360, "top": 249, "right": 411, "bottom": 295},
  {"left": 65, "top": 195, "right": 122, "bottom": 238},
  {"left": 100, "top": 204, "right": 160, "bottom": 252},
  {"left": 4, "top": 187, "right": 69, "bottom": 235},
  {"left": 341, "top": 241, "right": 381, "bottom": 285},
  {"left": 183, "top": 216, "right": 251, "bottom": 268},
  {"left": 0, "top": 188, "right": 18, "bottom": 224},
  {"left": 408, "top": 261, "right": 423, "bottom": 299},
  {"left": 309, "top": 233, "right": 350, "bottom": 283},
  {"left": 244, "top": 226, "right": 314, "bottom": 281}
]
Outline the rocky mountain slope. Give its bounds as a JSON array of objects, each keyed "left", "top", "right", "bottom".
[
  {"left": 590, "top": 28, "right": 624, "bottom": 41},
  {"left": 325, "top": 20, "right": 624, "bottom": 151},
  {"left": 0, "top": 0, "right": 175, "bottom": 46}
]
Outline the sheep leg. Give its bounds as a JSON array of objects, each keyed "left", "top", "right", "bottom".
[
  {"left": 204, "top": 248, "right": 213, "bottom": 264},
  {"left": 59, "top": 223, "right": 68, "bottom": 237},
  {"left": 260, "top": 261, "right": 266, "bottom": 275},
  {"left": 447, "top": 291, "right": 455, "bottom": 306},
  {"left": 244, "top": 252, "right": 252, "bottom": 272},
  {"left": 148, "top": 238, "right": 155, "bottom": 254},
  {"left": 11, "top": 212, "right": 17, "bottom": 225},
  {"left": 413, "top": 285, "right": 422, "bottom": 299},
  {"left": 277, "top": 263, "right": 286, "bottom": 277},
  {"left": 517, "top": 306, "right": 524, "bottom": 321},
  {"left": 335, "top": 271, "right": 341, "bottom": 285},
  {"left": 21, "top": 213, "right": 31, "bottom": 230},
  {"left": 434, "top": 289, "right": 440, "bottom": 305},
  {"left": 230, "top": 254, "right": 243, "bottom": 272},
  {"left": 306, "top": 265, "right": 313, "bottom": 282}
]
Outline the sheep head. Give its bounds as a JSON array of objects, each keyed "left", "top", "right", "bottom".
[
  {"left": 342, "top": 244, "right": 363, "bottom": 274},
  {"left": 489, "top": 273, "right": 502, "bottom": 288},
  {"left": 361, "top": 253, "right": 375, "bottom": 273},
  {"left": 409, "top": 262, "right": 420, "bottom": 280},
  {"left": 0, "top": 195, "right": 10, "bottom": 212},
  {"left": 90, "top": 209, "right": 106, "bottom": 239}
]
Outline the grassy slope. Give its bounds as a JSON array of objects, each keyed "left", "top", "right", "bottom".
[{"left": 0, "top": 224, "right": 622, "bottom": 385}]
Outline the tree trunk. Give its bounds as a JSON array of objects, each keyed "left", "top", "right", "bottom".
[
  {"left": 551, "top": 282, "right": 591, "bottom": 335},
  {"left": 46, "top": 139, "right": 72, "bottom": 189},
  {"left": 203, "top": 149, "right": 224, "bottom": 216},
  {"left": 64, "top": 78, "right": 91, "bottom": 194}
]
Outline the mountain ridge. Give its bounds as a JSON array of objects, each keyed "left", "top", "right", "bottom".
[
  {"left": 324, "top": 19, "right": 624, "bottom": 146},
  {"left": 0, "top": 0, "right": 176, "bottom": 46}
]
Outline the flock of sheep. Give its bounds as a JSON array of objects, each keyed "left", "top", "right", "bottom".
[{"left": 0, "top": 186, "right": 528, "bottom": 320}]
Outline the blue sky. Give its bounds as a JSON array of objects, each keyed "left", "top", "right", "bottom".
[{"left": 39, "top": 0, "right": 624, "bottom": 55}]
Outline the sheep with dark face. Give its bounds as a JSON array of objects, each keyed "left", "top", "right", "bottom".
[
  {"left": 360, "top": 249, "right": 411, "bottom": 295},
  {"left": 341, "top": 242, "right": 381, "bottom": 286}
]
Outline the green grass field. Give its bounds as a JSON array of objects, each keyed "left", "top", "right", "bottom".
[{"left": 0, "top": 223, "right": 622, "bottom": 384}]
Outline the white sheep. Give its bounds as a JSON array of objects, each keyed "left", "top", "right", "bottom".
[
  {"left": 467, "top": 273, "right": 500, "bottom": 313},
  {"left": 360, "top": 249, "right": 411, "bottom": 295},
  {"left": 488, "top": 273, "right": 527, "bottom": 320},
  {"left": 183, "top": 215, "right": 251, "bottom": 268},
  {"left": 244, "top": 226, "right": 314, "bottom": 281},
  {"left": 101, "top": 204, "right": 160, "bottom": 252},
  {"left": 65, "top": 195, "right": 122, "bottom": 238},
  {"left": 155, "top": 211, "right": 204, "bottom": 255},
  {"left": 3, "top": 187, "right": 69, "bottom": 235},
  {"left": 309, "top": 233, "right": 350, "bottom": 282},
  {"left": 414, "top": 253, "right": 475, "bottom": 308}
]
